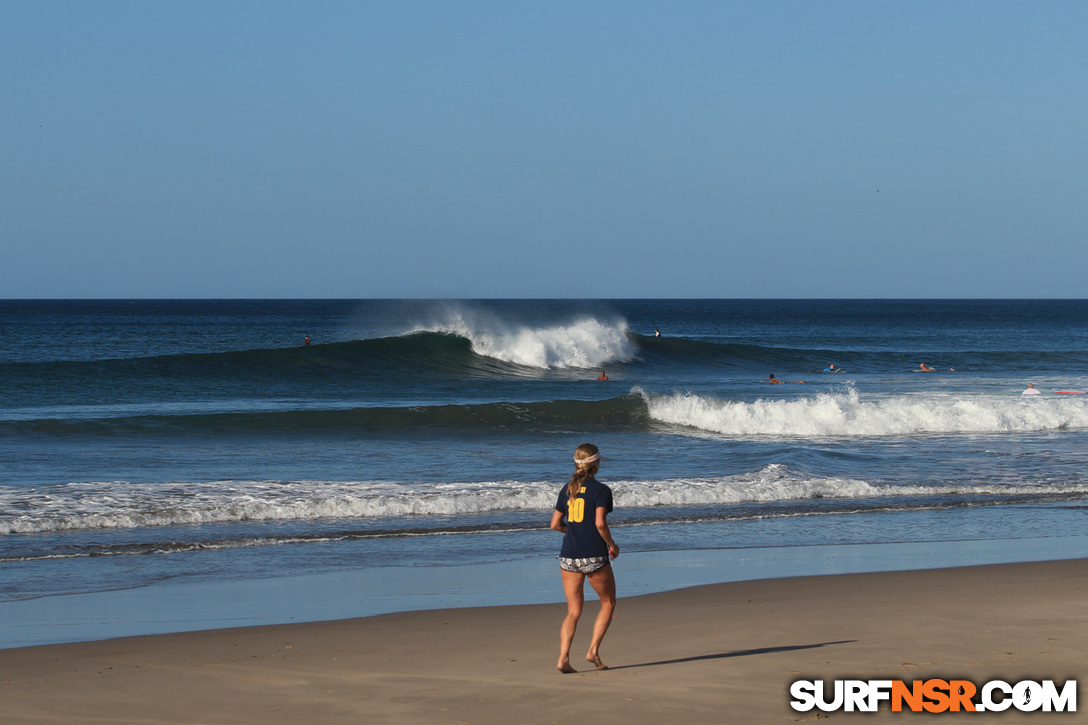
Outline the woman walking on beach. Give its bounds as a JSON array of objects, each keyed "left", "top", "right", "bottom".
[{"left": 550, "top": 443, "right": 619, "bottom": 673}]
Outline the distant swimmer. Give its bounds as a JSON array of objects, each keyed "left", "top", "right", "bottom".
[
  {"left": 824, "top": 363, "right": 839, "bottom": 373},
  {"left": 1022, "top": 383, "right": 1042, "bottom": 395},
  {"left": 769, "top": 374, "right": 804, "bottom": 384},
  {"left": 918, "top": 363, "right": 935, "bottom": 372},
  {"left": 303, "top": 335, "right": 311, "bottom": 346},
  {"left": 597, "top": 371, "right": 609, "bottom": 381},
  {"left": 655, "top": 329, "right": 661, "bottom": 337}
]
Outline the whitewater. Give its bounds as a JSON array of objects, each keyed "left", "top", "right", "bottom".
[
  {"left": 641, "top": 387, "right": 1088, "bottom": 437},
  {"left": 411, "top": 310, "right": 637, "bottom": 369},
  {"left": 8, "top": 463, "right": 1087, "bottom": 538}
]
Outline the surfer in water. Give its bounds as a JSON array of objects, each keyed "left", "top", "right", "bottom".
[
  {"left": 551, "top": 443, "right": 618, "bottom": 674},
  {"left": 1023, "top": 383, "right": 1041, "bottom": 395},
  {"left": 918, "top": 363, "right": 935, "bottom": 372},
  {"left": 769, "top": 374, "right": 804, "bottom": 384},
  {"left": 597, "top": 371, "right": 608, "bottom": 381},
  {"left": 824, "top": 363, "right": 838, "bottom": 373}
]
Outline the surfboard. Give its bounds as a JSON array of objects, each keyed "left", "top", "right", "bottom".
[{"left": 1056, "top": 391, "right": 1087, "bottom": 395}]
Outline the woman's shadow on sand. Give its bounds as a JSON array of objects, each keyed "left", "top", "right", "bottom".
[{"left": 606, "top": 640, "right": 856, "bottom": 670}]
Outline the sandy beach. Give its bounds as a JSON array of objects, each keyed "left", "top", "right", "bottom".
[{"left": 1, "top": 558, "right": 1084, "bottom": 724}]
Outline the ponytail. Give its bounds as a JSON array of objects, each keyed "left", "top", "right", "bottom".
[
  {"left": 567, "top": 466, "right": 592, "bottom": 507},
  {"left": 567, "top": 443, "right": 600, "bottom": 508}
]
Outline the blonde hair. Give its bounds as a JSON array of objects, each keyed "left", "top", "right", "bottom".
[{"left": 567, "top": 443, "right": 600, "bottom": 508}]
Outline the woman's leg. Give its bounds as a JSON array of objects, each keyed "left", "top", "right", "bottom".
[
  {"left": 584, "top": 564, "right": 617, "bottom": 669},
  {"left": 557, "top": 569, "right": 585, "bottom": 673}
]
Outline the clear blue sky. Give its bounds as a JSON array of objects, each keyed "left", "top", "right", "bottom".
[{"left": 3, "top": 1, "right": 1085, "bottom": 298}]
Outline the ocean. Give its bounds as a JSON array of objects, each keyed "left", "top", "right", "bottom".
[{"left": 3, "top": 299, "right": 1088, "bottom": 648}]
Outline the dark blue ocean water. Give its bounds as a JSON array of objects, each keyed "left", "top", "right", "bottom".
[{"left": 3, "top": 299, "right": 1088, "bottom": 635}]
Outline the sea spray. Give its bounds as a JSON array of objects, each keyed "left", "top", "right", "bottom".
[{"left": 410, "top": 308, "right": 635, "bottom": 369}]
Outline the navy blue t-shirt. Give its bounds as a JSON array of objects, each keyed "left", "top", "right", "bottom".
[{"left": 555, "top": 476, "right": 614, "bottom": 559}]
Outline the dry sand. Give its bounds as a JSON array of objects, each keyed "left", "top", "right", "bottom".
[{"left": 1, "top": 559, "right": 1085, "bottom": 724}]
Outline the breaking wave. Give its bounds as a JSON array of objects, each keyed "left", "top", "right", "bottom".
[
  {"left": 641, "top": 387, "right": 1088, "bottom": 437},
  {"left": 409, "top": 312, "right": 636, "bottom": 369},
  {"left": 4, "top": 465, "right": 1087, "bottom": 536}
]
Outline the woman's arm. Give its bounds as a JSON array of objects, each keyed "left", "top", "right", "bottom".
[
  {"left": 550, "top": 508, "right": 567, "bottom": 534},
  {"left": 595, "top": 507, "right": 619, "bottom": 558}
]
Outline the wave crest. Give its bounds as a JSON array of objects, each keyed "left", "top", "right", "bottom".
[
  {"left": 641, "top": 388, "right": 1088, "bottom": 437},
  {"left": 411, "top": 311, "right": 635, "bottom": 369}
]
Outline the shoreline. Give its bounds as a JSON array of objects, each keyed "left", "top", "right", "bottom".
[
  {"left": 2, "top": 558, "right": 1085, "bottom": 724},
  {"left": 3, "top": 532, "right": 1088, "bottom": 651}
]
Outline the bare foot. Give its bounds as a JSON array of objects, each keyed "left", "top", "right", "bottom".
[
  {"left": 586, "top": 653, "right": 607, "bottom": 670},
  {"left": 557, "top": 658, "right": 577, "bottom": 674}
]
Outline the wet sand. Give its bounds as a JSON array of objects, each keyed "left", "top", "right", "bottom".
[{"left": 1, "top": 559, "right": 1085, "bottom": 724}]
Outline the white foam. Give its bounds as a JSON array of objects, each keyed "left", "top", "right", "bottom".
[
  {"left": 410, "top": 309, "right": 635, "bottom": 369},
  {"left": 0, "top": 479, "right": 560, "bottom": 534},
  {"left": 3, "top": 467, "right": 1086, "bottom": 534},
  {"left": 640, "top": 387, "right": 1088, "bottom": 437}
]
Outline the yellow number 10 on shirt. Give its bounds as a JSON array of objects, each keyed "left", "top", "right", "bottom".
[{"left": 568, "top": 498, "right": 585, "bottom": 523}]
